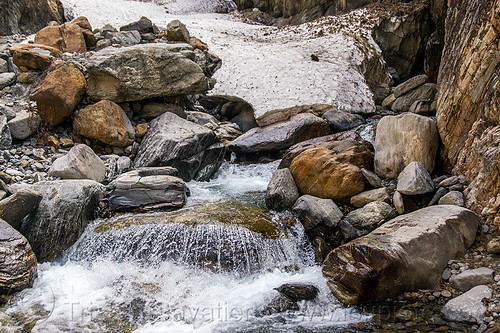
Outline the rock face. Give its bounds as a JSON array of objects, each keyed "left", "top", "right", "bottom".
[
  {"left": 323, "top": 205, "right": 480, "bottom": 305},
  {"left": 0, "top": 190, "right": 43, "bottom": 230},
  {"left": 20, "top": 180, "right": 105, "bottom": 262},
  {"left": 374, "top": 113, "right": 439, "bottom": 179},
  {"left": 0, "top": 219, "right": 37, "bottom": 294},
  {"left": 0, "top": 0, "right": 64, "bottom": 36},
  {"left": 442, "top": 285, "right": 492, "bottom": 324},
  {"left": 84, "top": 44, "right": 210, "bottom": 103},
  {"left": 73, "top": 100, "right": 135, "bottom": 147},
  {"left": 228, "top": 113, "right": 330, "bottom": 154},
  {"left": 34, "top": 63, "right": 87, "bottom": 126},
  {"left": 134, "top": 112, "right": 225, "bottom": 181},
  {"left": 48, "top": 144, "right": 106, "bottom": 183},
  {"left": 436, "top": 0, "right": 500, "bottom": 225},
  {"left": 265, "top": 168, "right": 299, "bottom": 211}
]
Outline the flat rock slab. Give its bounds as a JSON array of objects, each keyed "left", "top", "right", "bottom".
[
  {"left": 442, "top": 285, "right": 492, "bottom": 324},
  {"left": 449, "top": 267, "right": 495, "bottom": 292}
]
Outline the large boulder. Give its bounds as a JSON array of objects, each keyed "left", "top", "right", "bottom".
[
  {"left": 35, "top": 22, "right": 87, "bottom": 53},
  {"left": 0, "top": 189, "right": 43, "bottom": 230},
  {"left": 73, "top": 100, "right": 135, "bottom": 147},
  {"left": 254, "top": 104, "right": 332, "bottom": 128},
  {"left": 19, "top": 180, "right": 105, "bottom": 262},
  {"left": 84, "top": 43, "right": 210, "bottom": 103},
  {"left": 374, "top": 113, "right": 439, "bottom": 179},
  {"left": 0, "top": 219, "right": 37, "bottom": 294},
  {"left": 228, "top": 113, "right": 330, "bottom": 154},
  {"left": 322, "top": 205, "right": 480, "bottom": 305},
  {"left": 120, "top": 16, "right": 153, "bottom": 34},
  {"left": 134, "top": 112, "right": 225, "bottom": 181},
  {"left": 265, "top": 168, "right": 299, "bottom": 211},
  {"left": 9, "top": 44, "right": 62, "bottom": 71},
  {"left": 48, "top": 144, "right": 106, "bottom": 183},
  {"left": 436, "top": 0, "right": 500, "bottom": 225},
  {"left": 34, "top": 63, "right": 87, "bottom": 126}
]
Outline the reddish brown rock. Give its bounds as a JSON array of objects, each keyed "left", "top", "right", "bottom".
[{"left": 10, "top": 44, "right": 62, "bottom": 71}]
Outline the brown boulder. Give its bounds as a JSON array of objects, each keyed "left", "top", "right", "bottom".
[
  {"left": 73, "top": 100, "right": 135, "bottom": 147},
  {"left": 34, "top": 22, "right": 87, "bottom": 53},
  {"left": 34, "top": 63, "right": 87, "bottom": 126},
  {"left": 34, "top": 25, "right": 64, "bottom": 51},
  {"left": 10, "top": 44, "right": 62, "bottom": 71}
]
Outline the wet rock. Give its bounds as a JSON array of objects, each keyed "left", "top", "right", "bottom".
[
  {"left": 392, "top": 83, "right": 437, "bottom": 113},
  {"left": 134, "top": 112, "right": 224, "bottom": 182},
  {"left": 166, "top": 20, "right": 190, "bottom": 43},
  {"left": 275, "top": 283, "right": 319, "bottom": 301},
  {"left": 48, "top": 144, "right": 106, "bottom": 183},
  {"left": 375, "top": 113, "right": 439, "bottom": 178},
  {"left": 20, "top": 180, "right": 105, "bottom": 262},
  {"left": 0, "top": 114, "right": 11, "bottom": 149},
  {"left": 84, "top": 43, "right": 210, "bottom": 103},
  {"left": 323, "top": 205, "right": 480, "bottom": 305},
  {"left": 393, "top": 74, "right": 429, "bottom": 98},
  {"left": 229, "top": 113, "right": 330, "bottom": 154},
  {"left": 350, "top": 188, "right": 390, "bottom": 208},
  {"left": 344, "top": 201, "right": 397, "bottom": 231},
  {"left": 442, "top": 285, "right": 492, "bottom": 324},
  {"left": 258, "top": 294, "right": 299, "bottom": 316},
  {"left": 0, "top": 219, "right": 37, "bottom": 294},
  {"left": 8, "top": 112, "right": 41, "bottom": 140},
  {"left": 9, "top": 44, "right": 62, "bottom": 71},
  {"left": 312, "top": 236, "right": 332, "bottom": 263},
  {"left": 449, "top": 268, "right": 495, "bottom": 292},
  {"left": 361, "top": 168, "right": 383, "bottom": 188},
  {"left": 438, "top": 191, "right": 465, "bottom": 207},
  {"left": 397, "top": 162, "right": 435, "bottom": 195},
  {"left": 292, "top": 195, "right": 343, "bottom": 231},
  {"left": 34, "top": 63, "right": 87, "bottom": 126},
  {"left": 0, "top": 189, "right": 43, "bottom": 230},
  {"left": 322, "top": 109, "right": 365, "bottom": 133},
  {"left": 138, "top": 103, "right": 186, "bottom": 120},
  {"left": 0, "top": 73, "right": 16, "bottom": 89},
  {"left": 120, "top": 17, "right": 153, "bottom": 34},
  {"left": 265, "top": 168, "right": 299, "bottom": 211},
  {"left": 73, "top": 100, "right": 135, "bottom": 147}
]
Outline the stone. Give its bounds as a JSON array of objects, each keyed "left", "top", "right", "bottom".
[
  {"left": 410, "top": 100, "right": 436, "bottom": 116},
  {"left": 439, "top": 191, "right": 465, "bottom": 207},
  {"left": 393, "top": 191, "right": 404, "bottom": 214},
  {"left": 254, "top": 104, "right": 332, "bottom": 128},
  {"left": 323, "top": 205, "right": 480, "bottom": 305},
  {"left": 397, "top": 162, "right": 435, "bottom": 195},
  {"left": 84, "top": 43, "right": 209, "bottom": 103},
  {"left": 437, "top": 0, "right": 499, "bottom": 219},
  {"left": 215, "top": 123, "right": 242, "bottom": 144},
  {"left": 0, "top": 73, "right": 16, "bottom": 89},
  {"left": 442, "top": 268, "right": 452, "bottom": 281},
  {"left": 265, "top": 168, "right": 299, "bottom": 211},
  {"left": 72, "top": 16, "right": 92, "bottom": 31},
  {"left": 8, "top": 112, "right": 42, "bottom": 140},
  {"left": 0, "top": 219, "right": 37, "bottom": 294},
  {"left": 20, "top": 180, "right": 105, "bottom": 262},
  {"left": 361, "top": 168, "right": 383, "bottom": 188},
  {"left": 290, "top": 141, "right": 373, "bottom": 202},
  {"left": 442, "top": 285, "right": 492, "bottom": 324},
  {"left": 274, "top": 284, "right": 319, "bottom": 301},
  {"left": 134, "top": 112, "right": 224, "bottom": 181},
  {"left": 48, "top": 144, "right": 106, "bottom": 183},
  {"left": 228, "top": 113, "right": 330, "bottom": 154},
  {"left": 104, "top": 30, "right": 141, "bottom": 46},
  {"left": 382, "top": 94, "right": 396, "bottom": 109},
  {"left": 322, "top": 109, "right": 365, "bottom": 133},
  {"left": 350, "top": 188, "right": 390, "bottom": 208},
  {"left": 108, "top": 170, "right": 188, "bottom": 211},
  {"left": 0, "top": 189, "right": 43, "bottom": 230},
  {"left": 35, "top": 22, "right": 87, "bottom": 53},
  {"left": 34, "top": 63, "right": 87, "bottom": 126},
  {"left": 438, "top": 176, "right": 460, "bottom": 188},
  {"left": 135, "top": 124, "right": 148, "bottom": 138},
  {"left": 0, "top": 59, "right": 7, "bottom": 73},
  {"left": 9, "top": 44, "right": 62, "bottom": 71},
  {"left": 139, "top": 103, "right": 186, "bottom": 119},
  {"left": 344, "top": 201, "right": 397, "bottom": 231},
  {"left": 312, "top": 237, "right": 332, "bottom": 263},
  {"left": 292, "top": 195, "right": 343, "bottom": 231},
  {"left": 449, "top": 268, "right": 495, "bottom": 292},
  {"left": 392, "top": 83, "right": 437, "bottom": 113},
  {"left": 429, "top": 187, "right": 449, "bottom": 206},
  {"left": 60, "top": 138, "right": 74, "bottom": 148},
  {"left": 73, "top": 100, "right": 135, "bottom": 147},
  {"left": 0, "top": 114, "right": 11, "bottom": 149},
  {"left": 258, "top": 294, "right": 299, "bottom": 316},
  {"left": 0, "top": 105, "right": 16, "bottom": 121},
  {"left": 393, "top": 75, "right": 429, "bottom": 98},
  {"left": 375, "top": 113, "right": 439, "bottom": 178},
  {"left": 166, "top": 20, "right": 190, "bottom": 43},
  {"left": 486, "top": 239, "right": 500, "bottom": 254},
  {"left": 120, "top": 17, "right": 153, "bottom": 34}
]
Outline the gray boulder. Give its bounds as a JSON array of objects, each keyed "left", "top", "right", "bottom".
[
  {"left": 166, "top": 20, "right": 190, "bottom": 43},
  {"left": 323, "top": 205, "right": 480, "bottom": 305},
  {"left": 0, "top": 114, "right": 11, "bottom": 149},
  {"left": 439, "top": 191, "right": 465, "bottom": 207},
  {"left": 0, "top": 73, "right": 16, "bottom": 89},
  {"left": 265, "top": 168, "right": 299, "bottom": 211},
  {"left": 442, "top": 285, "right": 492, "bottom": 324},
  {"left": 48, "top": 144, "right": 106, "bottom": 183},
  {"left": 350, "top": 188, "right": 390, "bottom": 208},
  {"left": 0, "top": 189, "right": 43, "bottom": 229},
  {"left": 104, "top": 30, "right": 141, "bottom": 46},
  {"left": 344, "top": 201, "right": 397, "bottom": 231},
  {"left": 392, "top": 83, "right": 437, "bottom": 112},
  {"left": 8, "top": 111, "right": 42, "bottom": 140},
  {"left": 292, "top": 195, "right": 342, "bottom": 231},
  {"left": 449, "top": 268, "right": 495, "bottom": 292},
  {"left": 134, "top": 112, "right": 225, "bottom": 181},
  {"left": 322, "top": 110, "right": 365, "bottom": 133},
  {"left": 397, "top": 161, "right": 435, "bottom": 195},
  {"left": 393, "top": 74, "right": 428, "bottom": 98},
  {"left": 0, "top": 219, "right": 37, "bottom": 294},
  {"left": 20, "top": 180, "right": 105, "bottom": 262},
  {"left": 84, "top": 43, "right": 209, "bottom": 103}
]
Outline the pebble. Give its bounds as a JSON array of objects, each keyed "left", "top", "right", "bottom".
[
  {"left": 442, "top": 268, "right": 452, "bottom": 281},
  {"left": 433, "top": 292, "right": 441, "bottom": 298},
  {"left": 441, "top": 290, "right": 452, "bottom": 298}
]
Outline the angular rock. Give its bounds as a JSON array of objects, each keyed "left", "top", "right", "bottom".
[
  {"left": 7, "top": 112, "right": 42, "bottom": 140},
  {"left": 134, "top": 112, "right": 223, "bottom": 181},
  {"left": 34, "top": 63, "right": 87, "bottom": 126},
  {"left": 10, "top": 44, "right": 62, "bottom": 71},
  {"left": 397, "top": 162, "right": 435, "bottom": 195},
  {"left": 344, "top": 201, "right": 397, "bottom": 231},
  {"left": 84, "top": 43, "right": 209, "bottom": 103},
  {"left": 166, "top": 20, "right": 190, "bottom": 43},
  {"left": 20, "top": 180, "right": 105, "bottom": 262},
  {"left": 0, "top": 114, "right": 11, "bottom": 149},
  {"left": 0, "top": 73, "right": 16, "bottom": 89},
  {"left": 0, "top": 105, "right": 16, "bottom": 121},
  {"left": 0, "top": 189, "right": 43, "bottom": 230},
  {"left": 442, "top": 285, "right": 492, "bottom": 324},
  {"left": 120, "top": 17, "right": 153, "bottom": 34},
  {"left": 229, "top": 113, "right": 330, "bottom": 154},
  {"left": 393, "top": 74, "right": 428, "bottom": 98},
  {"left": 350, "top": 188, "right": 390, "bottom": 208},
  {"left": 428, "top": 187, "right": 448, "bottom": 206},
  {"left": 439, "top": 191, "right": 465, "bottom": 207},
  {"left": 322, "top": 109, "right": 365, "bottom": 133},
  {"left": 73, "top": 100, "right": 135, "bottom": 147},
  {"left": 410, "top": 99, "right": 436, "bottom": 116},
  {"left": 275, "top": 284, "right": 319, "bottom": 301},
  {"left": 375, "top": 113, "right": 439, "bottom": 178},
  {"left": 392, "top": 83, "right": 437, "bottom": 113},
  {"left": 265, "top": 168, "right": 299, "bottom": 211},
  {"left": 48, "top": 144, "right": 106, "bottom": 183},
  {"left": 361, "top": 168, "right": 383, "bottom": 188},
  {"left": 0, "top": 219, "right": 37, "bottom": 294},
  {"left": 254, "top": 104, "right": 333, "bottom": 128},
  {"left": 323, "top": 205, "right": 480, "bottom": 305},
  {"left": 139, "top": 102, "right": 186, "bottom": 120},
  {"left": 449, "top": 268, "right": 495, "bottom": 292},
  {"left": 35, "top": 22, "right": 86, "bottom": 53},
  {"left": 292, "top": 195, "right": 343, "bottom": 231},
  {"left": 104, "top": 30, "right": 141, "bottom": 46}
]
